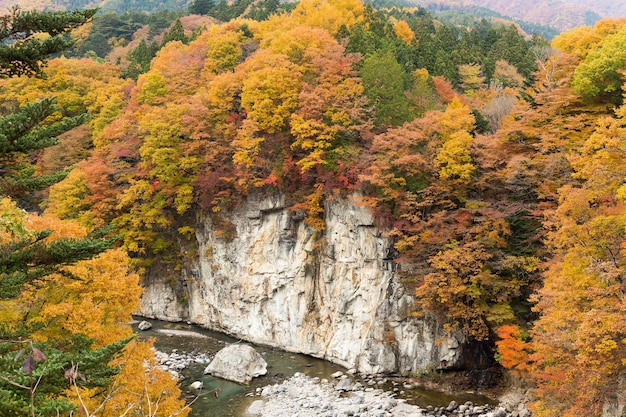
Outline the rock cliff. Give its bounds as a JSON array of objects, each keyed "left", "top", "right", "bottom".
[{"left": 140, "top": 194, "right": 465, "bottom": 374}]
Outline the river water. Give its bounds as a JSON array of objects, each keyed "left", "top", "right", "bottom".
[{"left": 136, "top": 319, "right": 496, "bottom": 416}]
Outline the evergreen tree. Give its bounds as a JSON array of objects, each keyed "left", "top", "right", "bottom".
[
  {"left": 0, "top": 7, "right": 128, "bottom": 416},
  {"left": 124, "top": 39, "right": 159, "bottom": 79},
  {"left": 0, "top": 98, "right": 88, "bottom": 204},
  {"left": 161, "top": 18, "right": 188, "bottom": 46},
  {"left": 189, "top": 0, "right": 214, "bottom": 15},
  {"left": 0, "top": 6, "right": 98, "bottom": 203},
  {"left": 360, "top": 49, "right": 412, "bottom": 126},
  {"left": 0, "top": 7, "right": 97, "bottom": 78}
]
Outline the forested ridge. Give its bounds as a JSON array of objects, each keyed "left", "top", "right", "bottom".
[{"left": 1, "top": 0, "right": 626, "bottom": 415}]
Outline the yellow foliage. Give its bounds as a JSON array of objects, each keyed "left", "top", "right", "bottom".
[
  {"left": 27, "top": 212, "right": 87, "bottom": 240},
  {"left": 239, "top": 50, "right": 303, "bottom": 133},
  {"left": 394, "top": 20, "right": 415, "bottom": 45},
  {"left": 552, "top": 18, "right": 626, "bottom": 60},
  {"left": 436, "top": 131, "right": 475, "bottom": 180},
  {"left": 233, "top": 119, "right": 265, "bottom": 168},
  {"left": 434, "top": 100, "right": 476, "bottom": 181},
  {"left": 175, "top": 184, "right": 194, "bottom": 214},
  {"left": 68, "top": 339, "right": 189, "bottom": 417},
  {"left": 437, "top": 97, "right": 476, "bottom": 135},
  {"left": 0, "top": 57, "right": 129, "bottom": 135},
  {"left": 264, "top": 0, "right": 363, "bottom": 35},
  {"left": 0, "top": 198, "right": 33, "bottom": 243},
  {"left": 262, "top": 26, "right": 335, "bottom": 63},
  {"left": 137, "top": 71, "right": 169, "bottom": 105},
  {"left": 46, "top": 167, "right": 90, "bottom": 221},
  {"left": 27, "top": 248, "right": 142, "bottom": 347},
  {"left": 458, "top": 63, "right": 485, "bottom": 93},
  {"left": 1, "top": 209, "right": 142, "bottom": 347},
  {"left": 203, "top": 29, "right": 244, "bottom": 74}
]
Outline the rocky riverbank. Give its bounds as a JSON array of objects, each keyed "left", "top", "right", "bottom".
[
  {"left": 246, "top": 372, "right": 531, "bottom": 417},
  {"left": 154, "top": 348, "right": 212, "bottom": 379}
]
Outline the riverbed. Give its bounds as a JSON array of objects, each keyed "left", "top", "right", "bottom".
[{"left": 135, "top": 319, "right": 496, "bottom": 416}]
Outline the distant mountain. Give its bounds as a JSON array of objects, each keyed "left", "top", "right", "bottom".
[
  {"left": 413, "top": 0, "right": 604, "bottom": 31},
  {"left": 425, "top": 3, "right": 560, "bottom": 39},
  {"left": 566, "top": 0, "right": 626, "bottom": 18}
]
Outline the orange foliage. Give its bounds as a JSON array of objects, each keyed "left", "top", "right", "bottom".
[
  {"left": 527, "top": 83, "right": 626, "bottom": 416},
  {"left": 431, "top": 76, "right": 457, "bottom": 104},
  {"left": 495, "top": 325, "right": 531, "bottom": 371}
]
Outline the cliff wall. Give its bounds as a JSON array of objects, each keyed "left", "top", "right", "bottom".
[{"left": 140, "top": 194, "right": 465, "bottom": 374}]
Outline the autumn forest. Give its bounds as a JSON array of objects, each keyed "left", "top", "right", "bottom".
[{"left": 1, "top": 0, "right": 626, "bottom": 416}]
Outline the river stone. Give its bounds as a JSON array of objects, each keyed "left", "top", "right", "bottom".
[
  {"left": 204, "top": 344, "right": 267, "bottom": 384},
  {"left": 247, "top": 400, "right": 264, "bottom": 415},
  {"left": 137, "top": 320, "right": 152, "bottom": 331},
  {"left": 335, "top": 378, "right": 354, "bottom": 391},
  {"left": 189, "top": 381, "right": 203, "bottom": 390},
  {"left": 393, "top": 402, "right": 424, "bottom": 416}
]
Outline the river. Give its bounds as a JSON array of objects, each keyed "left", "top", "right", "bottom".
[{"left": 136, "top": 319, "right": 496, "bottom": 416}]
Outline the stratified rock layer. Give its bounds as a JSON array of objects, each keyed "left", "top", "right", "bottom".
[{"left": 140, "top": 194, "right": 464, "bottom": 374}]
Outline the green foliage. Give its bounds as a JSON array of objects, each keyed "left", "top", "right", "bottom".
[
  {"left": 211, "top": 0, "right": 256, "bottom": 22},
  {"left": 246, "top": 0, "right": 295, "bottom": 21},
  {"left": 360, "top": 50, "right": 412, "bottom": 126},
  {"left": 0, "top": 7, "right": 97, "bottom": 78},
  {"left": 0, "top": 336, "right": 130, "bottom": 417},
  {"left": 189, "top": 0, "right": 215, "bottom": 15},
  {"left": 432, "top": 5, "right": 559, "bottom": 40},
  {"left": 123, "top": 39, "right": 159, "bottom": 79},
  {"left": 0, "top": 224, "right": 117, "bottom": 300},
  {"left": 161, "top": 18, "right": 188, "bottom": 46},
  {"left": 0, "top": 98, "right": 87, "bottom": 203},
  {"left": 571, "top": 26, "right": 626, "bottom": 104},
  {"left": 70, "top": 10, "right": 180, "bottom": 58}
]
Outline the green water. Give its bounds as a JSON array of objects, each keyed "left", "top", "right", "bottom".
[{"left": 137, "top": 320, "right": 496, "bottom": 416}]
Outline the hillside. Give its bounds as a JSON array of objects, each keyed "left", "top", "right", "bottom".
[
  {"left": 415, "top": 0, "right": 605, "bottom": 30},
  {"left": 4, "top": 0, "right": 618, "bottom": 31}
]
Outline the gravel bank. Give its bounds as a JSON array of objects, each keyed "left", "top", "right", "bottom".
[{"left": 245, "top": 373, "right": 530, "bottom": 417}]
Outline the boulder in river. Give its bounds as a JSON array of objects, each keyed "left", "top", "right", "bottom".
[
  {"left": 189, "top": 381, "right": 203, "bottom": 390},
  {"left": 138, "top": 320, "right": 152, "bottom": 331},
  {"left": 204, "top": 344, "right": 267, "bottom": 384}
]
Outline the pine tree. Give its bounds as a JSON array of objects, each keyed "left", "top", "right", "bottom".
[
  {"left": 161, "top": 18, "right": 188, "bottom": 46},
  {"left": 0, "top": 6, "right": 97, "bottom": 204},
  {"left": 0, "top": 7, "right": 131, "bottom": 417},
  {"left": 189, "top": 0, "right": 214, "bottom": 15},
  {"left": 0, "top": 7, "right": 98, "bottom": 78},
  {"left": 0, "top": 98, "right": 88, "bottom": 203}
]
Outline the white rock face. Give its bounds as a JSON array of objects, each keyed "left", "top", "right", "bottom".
[
  {"left": 603, "top": 372, "right": 626, "bottom": 417},
  {"left": 140, "top": 194, "right": 465, "bottom": 374},
  {"left": 204, "top": 344, "right": 267, "bottom": 384}
]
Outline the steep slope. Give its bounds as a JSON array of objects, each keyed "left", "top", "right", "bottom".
[{"left": 140, "top": 194, "right": 467, "bottom": 374}]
